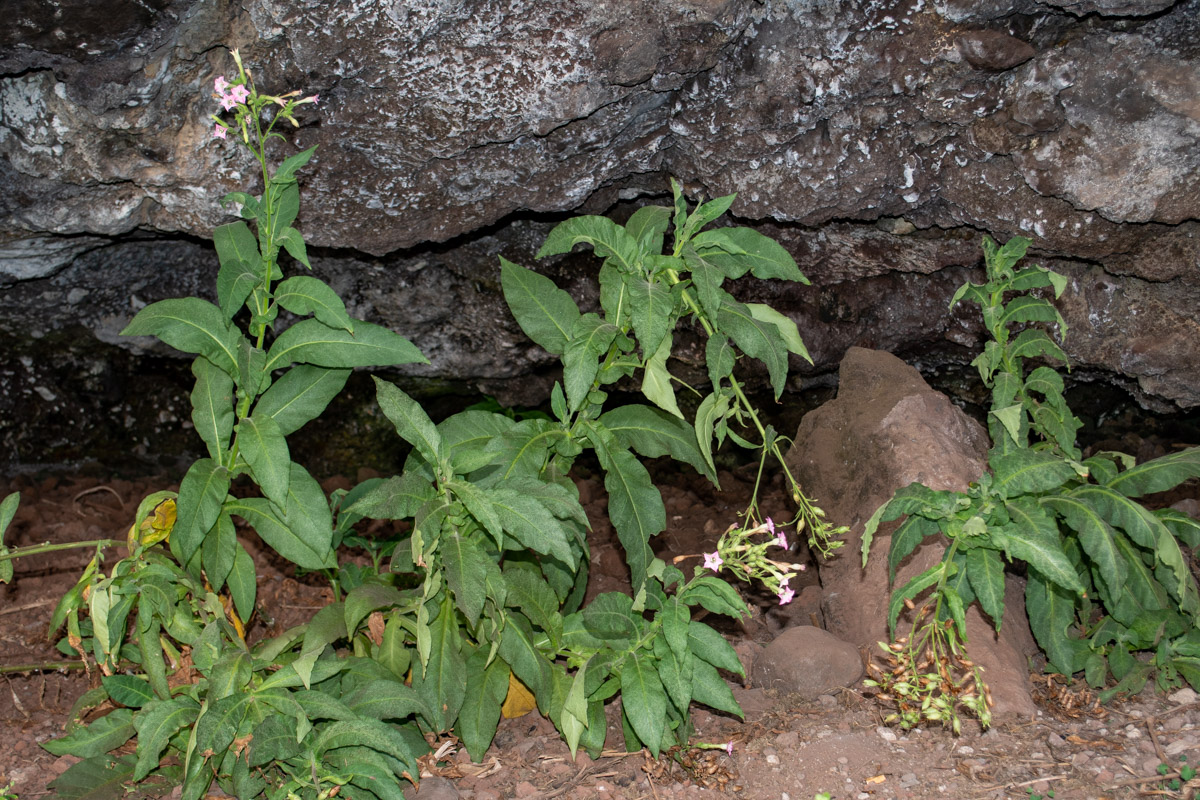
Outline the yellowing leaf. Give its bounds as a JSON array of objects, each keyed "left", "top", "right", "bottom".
[{"left": 500, "top": 671, "right": 537, "bottom": 719}]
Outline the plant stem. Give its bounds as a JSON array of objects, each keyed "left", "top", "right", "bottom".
[
  {"left": 0, "top": 661, "right": 88, "bottom": 674},
  {"left": 0, "top": 538, "right": 123, "bottom": 563}
]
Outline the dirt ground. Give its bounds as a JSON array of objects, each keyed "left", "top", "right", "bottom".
[{"left": 2, "top": 463, "right": 1199, "bottom": 800}]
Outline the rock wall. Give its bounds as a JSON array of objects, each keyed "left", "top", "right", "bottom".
[{"left": 2, "top": 0, "right": 1198, "bottom": 469}]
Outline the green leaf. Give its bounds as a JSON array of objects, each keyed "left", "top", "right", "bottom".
[
  {"left": 350, "top": 471, "right": 436, "bottom": 521},
  {"left": 438, "top": 410, "right": 517, "bottom": 474},
  {"left": 641, "top": 332, "right": 682, "bottom": 419},
  {"left": 990, "top": 449, "right": 1076, "bottom": 496},
  {"left": 537, "top": 215, "right": 643, "bottom": 275},
  {"left": 693, "top": 391, "right": 730, "bottom": 480},
  {"left": 626, "top": 273, "right": 673, "bottom": 362},
  {"left": 620, "top": 653, "right": 667, "bottom": 757},
  {"left": 133, "top": 697, "right": 200, "bottom": 781},
  {"left": 966, "top": 548, "right": 1007, "bottom": 631},
  {"left": 378, "top": 613, "right": 412, "bottom": 681},
  {"left": 49, "top": 754, "right": 138, "bottom": 800},
  {"left": 999, "top": 295, "right": 1067, "bottom": 338},
  {"left": 313, "top": 719, "right": 421, "bottom": 777},
  {"left": 345, "top": 678, "right": 434, "bottom": 724},
  {"left": 1155, "top": 526, "right": 1200, "bottom": 617},
  {"left": 101, "top": 675, "right": 155, "bottom": 709},
  {"left": 705, "top": 333, "right": 736, "bottom": 389},
  {"left": 990, "top": 404, "right": 1025, "bottom": 448},
  {"left": 693, "top": 226, "right": 807, "bottom": 283},
  {"left": 373, "top": 377, "right": 443, "bottom": 466},
  {"left": 487, "top": 488, "right": 576, "bottom": 566},
  {"left": 1025, "top": 568, "right": 1085, "bottom": 676},
  {"left": 583, "top": 592, "right": 639, "bottom": 644},
  {"left": 679, "top": 576, "right": 749, "bottom": 619},
  {"left": 503, "top": 565, "right": 565, "bottom": 643},
  {"left": 213, "top": 221, "right": 261, "bottom": 319},
  {"left": 597, "top": 446, "right": 664, "bottom": 591},
  {"left": 43, "top": 709, "right": 135, "bottom": 757},
  {"left": 500, "top": 256, "right": 582, "bottom": 356},
  {"left": 414, "top": 596, "right": 466, "bottom": 731},
  {"left": 226, "top": 541, "right": 256, "bottom": 622},
  {"left": 171, "top": 458, "right": 230, "bottom": 565},
  {"left": 190, "top": 357, "right": 234, "bottom": 461},
  {"left": 1157, "top": 508, "right": 1200, "bottom": 548},
  {"left": 1041, "top": 494, "right": 1126, "bottom": 605},
  {"left": 746, "top": 303, "right": 811, "bottom": 363},
  {"left": 689, "top": 656, "right": 742, "bottom": 718},
  {"left": 272, "top": 144, "right": 317, "bottom": 185},
  {"left": 982, "top": 235, "right": 1030, "bottom": 279},
  {"left": 246, "top": 715, "right": 303, "bottom": 767},
  {"left": 227, "top": 495, "right": 333, "bottom": 570},
  {"left": 625, "top": 206, "right": 671, "bottom": 253},
  {"left": 886, "top": 515, "right": 938, "bottom": 584},
  {"left": 564, "top": 313, "right": 619, "bottom": 411},
  {"left": 682, "top": 194, "right": 737, "bottom": 240},
  {"left": 457, "top": 649, "right": 510, "bottom": 761},
  {"left": 888, "top": 562, "right": 948, "bottom": 637},
  {"left": 681, "top": 244, "right": 726, "bottom": 320},
  {"left": 498, "top": 613, "right": 550, "bottom": 699},
  {"left": 443, "top": 531, "right": 500, "bottom": 627},
  {"left": 277, "top": 226, "right": 310, "bottom": 268},
  {"left": 344, "top": 583, "right": 405, "bottom": 635},
  {"left": 598, "top": 405, "right": 717, "bottom": 484},
  {"left": 236, "top": 414, "right": 291, "bottom": 508},
  {"left": 1008, "top": 328, "right": 1068, "bottom": 364},
  {"left": 716, "top": 298, "right": 790, "bottom": 397},
  {"left": 1106, "top": 447, "right": 1200, "bottom": 498},
  {"left": 264, "top": 319, "right": 427, "bottom": 372},
  {"left": 1001, "top": 498, "right": 1085, "bottom": 594},
  {"left": 1068, "top": 484, "right": 1166, "bottom": 549},
  {"left": 121, "top": 298, "right": 241, "bottom": 378},
  {"left": 275, "top": 276, "right": 354, "bottom": 333},
  {"left": 253, "top": 365, "right": 351, "bottom": 436},
  {"left": 688, "top": 620, "right": 743, "bottom": 674}
]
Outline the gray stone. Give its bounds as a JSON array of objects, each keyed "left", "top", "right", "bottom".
[
  {"left": 785, "top": 347, "right": 1039, "bottom": 718},
  {"left": 403, "top": 776, "right": 460, "bottom": 800},
  {"left": 956, "top": 30, "right": 1036, "bottom": 72},
  {"left": 751, "top": 626, "right": 863, "bottom": 698}
]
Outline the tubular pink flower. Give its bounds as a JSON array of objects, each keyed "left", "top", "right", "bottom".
[
  {"left": 764, "top": 517, "right": 775, "bottom": 536},
  {"left": 228, "top": 83, "right": 250, "bottom": 104},
  {"left": 214, "top": 76, "right": 229, "bottom": 94},
  {"left": 775, "top": 530, "right": 788, "bottom": 549},
  {"left": 723, "top": 741, "right": 734, "bottom": 755},
  {"left": 213, "top": 124, "right": 227, "bottom": 140},
  {"left": 702, "top": 551, "right": 723, "bottom": 572},
  {"left": 778, "top": 586, "right": 795, "bottom": 605},
  {"left": 219, "top": 93, "right": 238, "bottom": 112},
  {"left": 305, "top": 94, "right": 319, "bottom": 105}
]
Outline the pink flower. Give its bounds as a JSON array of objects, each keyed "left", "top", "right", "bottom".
[
  {"left": 775, "top": 530, "right": 788, "bottom": 549},
  {"left": 778, "top": 587, "right": 795, "bottom": 605},
  {"left": 228, "top": 83, "right": 250, "bottom": 104},
  {"left": 702, "top": 551, "right": 723, "bottom": 573},
  {"left": 723, "top": 741, "right": 734, "bottom": 755},
  {"left": 764, "top": 517, "right": 775, "bottom": 536},
  {"left": 305, "top": 94, "right": 319, "bottom": 105},
  {"left": 214, "top": 75, "right": 230, "bottom": 94},
  {"left": 213, "top": 124, "right": 227, "bottom": 140},
  {"left": 219, "top": 93, "right": 238, "bottom": 111}
]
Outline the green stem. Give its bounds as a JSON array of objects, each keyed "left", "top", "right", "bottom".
[
  {"left": 0, "top": 661, "right": 88, "bottom": 675},
  {"left": 0, "top": 538, "right": 123, "bottom": 563}
]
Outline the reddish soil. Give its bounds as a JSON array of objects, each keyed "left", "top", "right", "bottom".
[{"left": 2, "top": 466, "right": 1199, "bottom": 800}]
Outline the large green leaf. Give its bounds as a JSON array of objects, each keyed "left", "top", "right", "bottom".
[
  {"left": 1106, "top": 447, "right": 1200, "bottom": 498},
  {"left": 213, "top": 220, "right": 262, "bottom": 319},
  {"left": 190, "top": 357, "right": 234, "bottom": 461},
  {"left": 693, "top": 226, "right": 807, "bottom": 283},
  {"left": 1068, "top": 484, "right": 1166, "bottom": 549},
  {"left": 236, "top": 414, "right": 291, "bottom": 508},
  {"left": 888, "top": 562, "right": 948, "bottom": 636},
  {"left": 1001, "top": 498, "right": 1085, "bottom": 594},
  {"left": 344, "top": 583, "right": 405, "bottom": 635},
  {"left": 483, "top": 418, "right": 560, "bottom": 482},
  {"left": 625, "top": 273, "right": 673, "bottom": 362},
  {"left": 226, "top": 541, "right": 257, "bottom": 622},
  {"left": 746, "top": 303, "right": 811, "bottom": 363},
  {"left": 687, "top": 620, "right": 743, "bottom": 674},
  {"left": 537, "top": 215, "right": 643, "bottom": 274},
  {"left": 438, "top": 410, "right": 516, "bottom": 474},
  {"left": 716, "top": 297, "right": 789, "bottom": 397},
  {"left": 999, "top": 295, "right": 1067, "bottom": 338},
  {"left": 620, "top": 653, "right": 667, "bottom": 757},
  {"left": 689, "top": 656, "right": 742, "bottom": 718},
  {"left": 498, "top": 613, "right": 550, "bottom": 699},
  {"left": 457, "top": 648, "right": 510, "bottom": 761},
  {"left": 43, "top": 709, "right": 135, "bottom": 758},
  {"left": 274, "top": 276, "right": 353, "bottom": 333},
  {"left": 264, "top": 319, "right": 426, "bottom": 372},
  {"left": 313, "top": 718, "right": 421, "bottom": 777},
  {"left": 625, "top": 205, "right": 671, "bottom": 252},
  {"left": 349, "top": 471, "right": 436, "bottom": 521},
  {"left": 1041, "top": 493, "right": 1126, "bottom": 605},
  {"left": 414, "top": 596, "right": 466, "bottom": 731},
  {"left": 500, "top": 256, "right": 582, "bottom": 356},
  {"left": 564, "top": 313, "right": 619, "bottom": 411},
  {"left": 48, "top": 754, "right": 139, "bottom": 800},
  {"left": 990, "top": 449, "right": 1076, "bottom": 496},
  {"left": 345, "top": 678, "right": 433, "bottom": 724},
  {"left": 1025, "top": 568, "right": 1086, "bottom": 676},
  {"left": 443, "top": 531, "right": 500, "bottom": 627},
  {"left": 133, "top": 697, "right": 200, "bottom": 780},
  {"left": 254, "top": 365, "right": 350, "bottom": 436},
  {"left": 598, "top": 405, "right": 717, "bottom": 484},
  {"left": 887, "top": 515, "right": 938, "bottom": 584},
  {"left": 503, "top": 564, "right": 565, "bottom": 643},
  {"left": 582, "top": 592, "right": 639, "bottom": 644},
  {"left": 487, "top": 488, "right": 576, "bottom": 566},
  {"left": 373, "top": 377, "right": 443, "bottom": 466},
  {"left": 966, "top": 547, "right": 1007, "bottom": 631},
  {"left": 597, "top": 446, "right": 664, "bottom": 591},
  {"left": 121, "top": 298, "right": 241, "bottom": 378},
  {"left": 172, "top": 458, "right": 230, "bottom": 565},
  {"left": 227, "top": 495, "right": 334, "bottom": 570}
]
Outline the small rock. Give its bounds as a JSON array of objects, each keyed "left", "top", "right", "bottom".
[
  {"left": 877, "top": 726, "right": 899, "bottom": 743},
  {"left": 1168, "top": 687, "right": 1199, "bottom": 705},
  {"left": 751, "top": 626, "right": 864, "bottom": 698},
  {"left": 900, "top": 772, "right": 918, "bottom": 787},
  {"left": 956, "top": 30, "right": 1036, "bottom": 71},
  {"left": 513, "top": 781, "right": 539, "bottom": 797},
  {"left": 406, "top": 777, "right": 460, "bottom": 800}
]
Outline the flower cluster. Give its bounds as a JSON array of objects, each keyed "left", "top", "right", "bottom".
[
  {"left": 698, "top": 517, "right": 805, "bottom": 605},
  {"left": 210, "top": 49, "right": 318, "bottom": 144}
]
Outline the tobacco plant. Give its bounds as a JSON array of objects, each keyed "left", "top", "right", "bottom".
[
  {"left": 863, "top": 236, "right": 1200, "bottom": 731},
  {"left": 346, "top": 180, "right": 842, "bottom": 760},
  {"left": 38, "top": 53, "right": 432, "bottom": 800}
]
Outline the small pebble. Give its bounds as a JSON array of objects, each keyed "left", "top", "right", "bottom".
[
  {"left": 877, "top": 726, "right": 898, "bottom": 743},
  {"left": 766, "top": 754, "right": 780, "bottom": 765}
]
